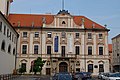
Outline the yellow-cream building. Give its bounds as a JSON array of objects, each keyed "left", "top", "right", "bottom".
[{"left": 8, "top": 10, "right": 110, "bottom": 75}]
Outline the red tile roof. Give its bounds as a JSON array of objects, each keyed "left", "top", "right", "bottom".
[
  {"left": 108, "top": 44, "right": 112, "bottom": 53},
  {"left": 8, "top": 13, "right": 106, "bottom": 29},
  {"left": 8, "top": 14, "right": 54, "bottom": 27},
  {"left": 73, "top": 16, "right": 105, "bottom": 29}
]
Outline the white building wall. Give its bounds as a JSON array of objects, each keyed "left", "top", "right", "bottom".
[
  {"left": 0, "top": 0, "right": 11, "bottom": 16},
  {"left": 0, "top": 12, "right": 18, "bottom": 74}
]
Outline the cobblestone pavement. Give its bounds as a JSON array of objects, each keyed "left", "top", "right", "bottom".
[
  {"left": 12, "top": 75, "right": 51, "bottom": 80},
  {"left": 11, "top": 75, "right": 100, "bottom": 80}
]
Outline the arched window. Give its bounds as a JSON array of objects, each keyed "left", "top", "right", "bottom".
[
  {"left": 1, "top": 40, "right": 5, "bottom": 51},
  {"left": 8, "top": 44, "right": 11, "bottom": 53},
  {"left": 13, "top": 48, "right": 15, "bottom": 55}
]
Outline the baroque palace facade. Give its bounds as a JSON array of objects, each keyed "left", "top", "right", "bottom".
[{"left": 8, "top": 10, "right": 110, "bottom": 75}]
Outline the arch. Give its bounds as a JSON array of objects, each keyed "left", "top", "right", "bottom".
[
  {"left": 1, "top": 40, "right": 5, "bottom": 51},
  {"left": 98, "top": 60, "right": 104, "bottom": 63},
  {"left": 8, "top": 44, "right": 11, "bottom": 53},
  {"left": 20, "top": 59, "right": 28, "bottom": 62},
  {"left": 87, "top": 60, "right": 93, "bottom": 63},
  {"left": 59, "top": 62, "right": 68, "bottom": 72}
]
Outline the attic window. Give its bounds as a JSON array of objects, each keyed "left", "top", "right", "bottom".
[{"left": 62, "top": 21, "right": 66, "bottom": 24}]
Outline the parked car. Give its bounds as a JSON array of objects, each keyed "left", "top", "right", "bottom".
[
  {"left": 52, "top": 72, "right": 72, "bottom": 80},
  {"left": 98, "top": 72, "right": 104, "bottom": 79},
  {"left": 73, "top": 72, "right": 92, "bottom": 80},
  {"left": 105, "top": 73, "right": 120, "bottom": 80},
  {"left": 101, "top": 72, "right": 114, "bottom": 80}
]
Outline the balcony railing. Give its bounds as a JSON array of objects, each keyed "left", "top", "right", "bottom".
[{"left": 17, "top": 53, "right": 109, "bottom": 59}]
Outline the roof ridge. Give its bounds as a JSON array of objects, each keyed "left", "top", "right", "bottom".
[{"left": 9, "top": 13, "right": 55, "bottom": 16}]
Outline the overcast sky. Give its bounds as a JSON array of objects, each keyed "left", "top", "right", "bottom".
[{"left": 10, "top": 0, "right": 120, "bottom": 43}]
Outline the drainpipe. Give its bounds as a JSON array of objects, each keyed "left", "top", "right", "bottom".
[
  {"left": 14, "top": 33, "right": 19, "bottom": 74},
  {"left": 84, "top": 29, "right": 86, "bottom": 72}
]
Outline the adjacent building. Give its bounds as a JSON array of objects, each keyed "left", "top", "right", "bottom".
[
  {"left": 8, "top": 10, "right": 110, "bottom": 75},
  {"left": 112, "top": 34, "right": 120, "bottom": 72},
  {"left": 108, "top": 44, "right": 112, "bottom": 72},
  {"left": 0, "top": 0, "right": 19, "bottom": 75},
  {"left": 0, "top": 11, "right": 18, "bottom": 74},
  {"left": 0, "top": 0, "right": 13, "bottom": 16}
]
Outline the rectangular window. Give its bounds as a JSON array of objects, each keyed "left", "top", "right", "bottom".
[
  {"left": 99, "top": 34, "right": 103, "bottom": 39},
  {"left": 22, "top": 45, "right": 27, "bottom": 54},
  {"left": 88, "top": 64, "right": 93, "bottom": 73},
  {"left": 10, "top": 32, "right": 11, "bottom": 40},
  {"left": 12, "top": 34, "right": 14, "bottom": 42},
  {"left": 35, "top": 32, "right": 39, "bottom": 37},
  {"left": 75, "top": 46, "right": 80, "bottom": 55},
  {"left": 23, "top": 32, "right": 27, "bottom": 37},
  {"left": 34, "top": 45, "right": 38, "bottom": 54},
  {"left": 4, "top": 25, "right": 6, "bottom": 35},
  {"left": 88, "top": 46, "right": 92, "bottom": 55},
  {"left": 47, "top": 32, "right": 51, "bottom": 38},
  {"left": 21, "top": 63, "right": 26, "bottom": 72},
  {"left": 99, "top": 64, "right": 104, "bottom": 72},
  {"left": 47, "top": 46, "right": 51, "bottom": 54},
  {"left": 61, "top": 46, "right": 65, "bottom": 57},
  {"left": 0, "top": 21, "right": 2, "bottom": 31},
  {"left": 88, "top": 33, "right": 92, "bottom": 39},
  {"left": 76, "top": 33, "right": 79, "bottom": 38},
  {"left": 61, "top": 32, "right": 66, "bottom": 38},
  {"left": 99, "top": 47, "right": 103, "bottom": 55},
  {"left": 7, "top": 29, "right": 9, "bottom": 37}
]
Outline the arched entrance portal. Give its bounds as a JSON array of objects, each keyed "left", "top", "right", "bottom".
[{"left": 59, "top": 62, "right": 68, "bottom": 72}]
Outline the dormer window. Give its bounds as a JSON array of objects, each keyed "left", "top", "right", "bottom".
[{"left": 62, "top": 21, "right": 66, "bottom": 24}]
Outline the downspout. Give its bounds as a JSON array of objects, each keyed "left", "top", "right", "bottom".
[{"left": 14, "top": 33, "right": 19, "bottom": 74}]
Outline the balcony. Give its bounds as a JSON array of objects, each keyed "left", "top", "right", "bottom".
[{"left": 50, "top": 53, "right": 76, "bottom": 59}]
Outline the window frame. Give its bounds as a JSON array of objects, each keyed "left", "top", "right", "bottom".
[
  {"left": 47, "top": 46, "right": 51, "bottom": 55},
  {"left": 75, "top": 46, "right": 80, "bottom": 55},
  {"left": 99, "top": 64, "right": 104, "bottom": 72},
  {"left": 22, "top": 45, "right": 27, "bottom": 54},
  {"left": 34, "top": 32, "right": 39, "bottom": 37},
  {"left": 47, "top": 32, "right": 52, "bottom": 38},
  {"left": 23, "top": 32, "right": 27, "bottom": 37},
  {"left": 8, "top": 44, "right": 11, "bottom": 53},
  {"left": 4, "top": 25, "right": 6, "bottom": 35},
  {"left": 34, "top": 45, "right": 39, "bottom": 54},
  {"left": 0, "top": 21, "right": 2, "bottom": 31},
  {"left": 88, "top": 33, "right": 92, "bottom": 39},
  {"left": 99, "top": 47, "right": 103, "bottom": 55},
  {"left": 75, "top": 33, "right": 79, "bottom": 38},
  {"left": 88, "top": 64, "right": 93, "bottom": 73},
  {"left": 88, "top": 46, "right": 92, "bottom": 55}
]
